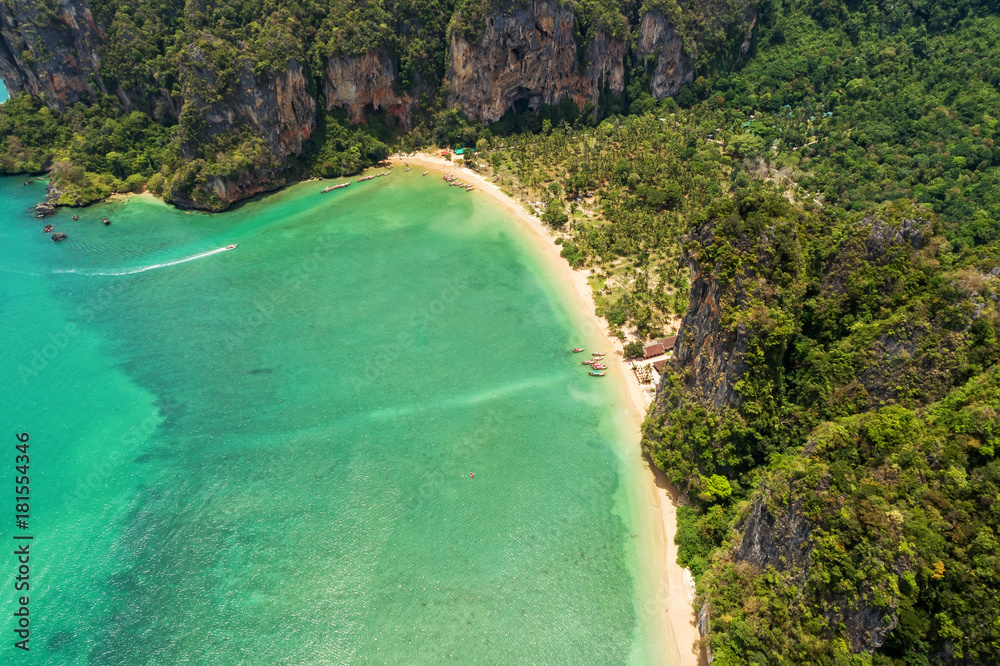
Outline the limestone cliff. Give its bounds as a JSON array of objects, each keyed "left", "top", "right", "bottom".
[
  {"left": 636, "top": 2, "right": 758, "bottom": 99},
  {"left": 169, "top": 38, "right": 315, "bottom": 210},
  {"left": 177, "top": 43, "right": 315, "bottom": 162},
  {"left": 324, "top": 50, "right": 412, "bottom": 125},
  {"left": 671, "top": 215, "right": 798, "bottom": 410},
  {"left": 726, "top": 493, "right": 905, "bottom": 653},
  {"left": 671, "top": 222, "right": 748, "bottom": 409},
  {"left": 0, "top": 0, "right": 107, "bottom": 109},
  {"left": 448, "top": 0, "right": 625, "bottom": 122},
  {"left": 635, "top": 10, "right": 692, "bottom": 100}
]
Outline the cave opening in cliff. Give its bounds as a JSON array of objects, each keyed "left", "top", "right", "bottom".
[{"left": 511, "top": 97, "right": 531, "bottom": 115}]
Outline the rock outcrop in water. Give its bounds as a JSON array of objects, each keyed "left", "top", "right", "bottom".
[
  {"left": 447, "top": 0, "right": 626, "bottom": 122},
  {"left": 35, "top": 202, "right": 56, "bottom": 218}
]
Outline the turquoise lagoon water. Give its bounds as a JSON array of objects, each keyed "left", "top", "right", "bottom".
[{"left": 1, "top": 173, "right": 671, "bottom": 663}]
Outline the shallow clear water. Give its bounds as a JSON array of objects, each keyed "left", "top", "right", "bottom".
[{"left": 1, "top": 173, "right": 669, "bottom": 663}]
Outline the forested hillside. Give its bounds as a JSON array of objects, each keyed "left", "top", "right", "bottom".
[
  {"left": 2, "top": 0, "right": 999, "bottom": 663},
  {"left": 0, "top": 0, "right": 754, "bottom": 208},
  {"left": 452, "top": 2, "right": 1000, "bottom": 662}
]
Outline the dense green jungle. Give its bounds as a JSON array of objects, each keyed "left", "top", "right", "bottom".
[{"left": 2, "top": 0, "right": 999, "bottom": 663}]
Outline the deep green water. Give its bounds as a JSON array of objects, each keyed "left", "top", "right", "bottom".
[{"left": 1, "top": 173, "right": 670, "bottom": 664}]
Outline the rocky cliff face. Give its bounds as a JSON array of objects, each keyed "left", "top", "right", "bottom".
[
  {"left": 0, "top": 0, "right": 106, "bottom": 109},
  {"left": 635, "top": 10, "right": 692, "bottom": 100},
  {"left": 636, "top": 2, "right": 758, "bottom": 98},
  {"left": 726, "top": 491, "right": 904, "bottom": 653},
  {"left": 671, "top": 219, "right": 794, "bottom": 409},
  {"left": 170, "top": 39, "right": 315, "bottom": 210},
  {"left": 167, "top": 160, "right": 291, "bottom": 212},
  {"left": 178, "top": 44, "right": 315, "bottom": 162},
  {"left": 672, "top": 233, "right": 748, "bottom": 410},
  {"left": 448, "top": 0, "right": 625, "bottom": 122},
  {"left": 324, "top": 50, "right": 412, "bottom": 125}
]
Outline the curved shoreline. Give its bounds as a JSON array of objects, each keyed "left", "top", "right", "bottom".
[{"left": 390, "top": 153, "right": 703, "bottom": 666}]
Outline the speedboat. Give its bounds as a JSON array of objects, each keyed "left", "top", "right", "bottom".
[{"left": 226, "top": 244, "right": 237, "bottom": 250}]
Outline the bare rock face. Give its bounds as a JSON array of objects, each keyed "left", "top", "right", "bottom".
[
  {"left": 178, "top": 42, "right": 315, "bottom": 162},
  {"left": 167, "top": 159, "right": 290, "bottom": 211},
  {"left": 0, "top": 0, "right": 107, "bottom": 109},
  {"left": 636, "top": 3, "right": 758, "bottom": 99},
  {"left": 324, "top": 50, "right": 412, "bottom": 125},
  {"left": 731, "top": 494, "right": 904, "bottom": 653},
  {"left": 736, "top": 499, "right": 814, "bottom": 574},
  {"left": 635, "top": 10, "right": 692, "bottom": 99},
  {"left": 862, "top": 215, "right": 929, "bottom": 261},
  {"left": 672, "top": 224, "right": 755, "bottom": 409},
  {"left": 170, "top": 38, "right": 316, "bottom": 210},
  {"left": 448, "top": 0, "right": 626, "bottom": 122}
]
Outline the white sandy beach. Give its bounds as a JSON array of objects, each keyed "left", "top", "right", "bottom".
[{"left": 389, "top": 153, "right": 704, "bottom": 666}]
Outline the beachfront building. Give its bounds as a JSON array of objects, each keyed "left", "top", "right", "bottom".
[
  {"left": 643, "top": 342, "right": 666, "bottom": 359},
  {"left": 657, "top": 335, "right": 677, "bottom": 352}
]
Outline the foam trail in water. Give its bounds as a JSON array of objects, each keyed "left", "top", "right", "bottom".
[{"left": 54, "top": 246, "right": 232, "bottom": 276}]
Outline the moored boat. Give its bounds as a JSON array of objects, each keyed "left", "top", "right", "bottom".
[
  {"left": 582, "top": 360, "right": 594, "bottom": 365},
  {"left": 589, "top": 371, "right": 606, "bottom": 376},
  {"left": 572, "top": 347, "right": 585, "bottom": 353}
]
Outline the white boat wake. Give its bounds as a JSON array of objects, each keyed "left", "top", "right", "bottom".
[{"left": 54, "top": 245, "right": 234, "bottom": 276}]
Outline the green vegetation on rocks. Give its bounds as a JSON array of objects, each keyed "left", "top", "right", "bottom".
[{"left": 1, "top": 0, "right": 999, "bottom": 660}]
